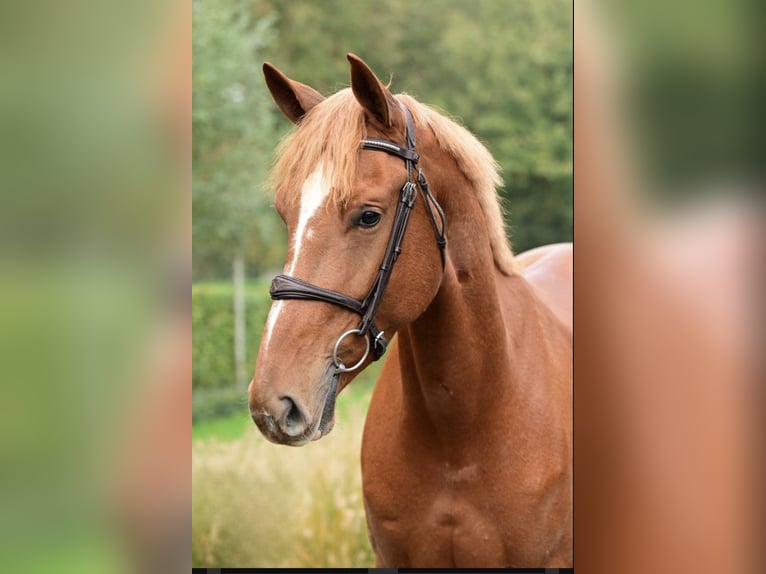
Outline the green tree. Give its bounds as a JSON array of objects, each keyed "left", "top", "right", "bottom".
[
  {"left": 432, "top": 1, "right": 572, "bottom": 251},
  {"left": 193, "top": 0, "right": 286, "bottom": 387},
  {"left": 192, "top": 0, "right": 284, "bottom": 280}
]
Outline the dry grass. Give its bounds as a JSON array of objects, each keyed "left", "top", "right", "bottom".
[{"left": 192, "top": 403, "right": 375, "bottom": 567}]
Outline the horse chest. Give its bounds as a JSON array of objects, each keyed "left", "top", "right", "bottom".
[
  {"left": 362, "top": 439, "right": 546, "bottom": 566},
  {"left": 362, "top": 438, "right": 570, "bottom": 567},
  {"left": 364, "top": 476, "right": 509, "bottom": 567}
]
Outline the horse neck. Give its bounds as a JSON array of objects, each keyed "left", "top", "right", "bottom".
[{"left": 395, "top": 152, "right": 541, "bottom": 448}]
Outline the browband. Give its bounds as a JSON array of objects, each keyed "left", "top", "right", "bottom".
[{"left": 361, "top": 138, "right": 420, "bottom": 163}]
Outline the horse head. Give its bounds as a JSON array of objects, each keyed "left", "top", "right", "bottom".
[{"left": 249, "top": 54, "right": 445, "bottom": 446}]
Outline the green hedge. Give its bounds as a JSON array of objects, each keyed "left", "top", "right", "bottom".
[
  {"left": 192, "top": 386, "right": 248, "bottom": 423},
  {"left": 192, "top": 280, "right": 272, "bottom": 391}
]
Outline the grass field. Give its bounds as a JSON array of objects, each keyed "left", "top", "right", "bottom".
[{"left": 192, "top": 371, "right": 379, "bottom": 567}]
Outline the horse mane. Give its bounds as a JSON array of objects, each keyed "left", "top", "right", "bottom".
[
  {"left": 398, "top": 95, "right": 519, "bottom": 276},
  {"left": 269, "top": 89, "right": 519, "bottom": 276}
]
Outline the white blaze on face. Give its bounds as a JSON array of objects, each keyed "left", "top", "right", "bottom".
[
  {"left": 286, "top": 165, "right": 329, "bottom": 275},
  {"left": 262, "top": 164, "right": 330, "bottom": 351}
]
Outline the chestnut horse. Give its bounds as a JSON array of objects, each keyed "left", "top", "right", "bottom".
[{"left": 248, "top": 54, "right": 572, "bottom": 568}]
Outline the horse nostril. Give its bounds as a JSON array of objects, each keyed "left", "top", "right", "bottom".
[{"left": 278, "top": 396, "right": 309, "bottom": 437}]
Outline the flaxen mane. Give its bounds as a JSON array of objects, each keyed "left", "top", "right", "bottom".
[{"left": 269, "top": 89, "right": 519, "bottom": 275}]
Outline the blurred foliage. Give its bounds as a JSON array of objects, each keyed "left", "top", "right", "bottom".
[
  {"left": 1, "top": 1, "right": 177, "bottom": 263},
  {"left": 192, "top": 0, "right": 573, "bottom": 279},
  {"left": 193, "top": 387, "right": 250, "bottom": 424},
  {"left": 0, "top": 1, "right": 188, "bottom": 571},
  {"left": 607, "top": 0, "right": 763, "bottom": 196},
  {"left": 193, "top": 412, "right": 255, "bottom": 442},
  {"left": 192, "top": 280, "right": 271, "bottom": 390},
  {"left": 192, "top": 0, "right": 286, "bottom": 279}
]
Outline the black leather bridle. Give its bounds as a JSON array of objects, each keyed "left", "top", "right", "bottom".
[{"left": 269, "top": 103, "right": 447, "bottom": 373}]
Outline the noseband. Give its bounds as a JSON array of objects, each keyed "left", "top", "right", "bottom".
[{"left": 269, "top": 104, "right": 447, "bottom": 373}]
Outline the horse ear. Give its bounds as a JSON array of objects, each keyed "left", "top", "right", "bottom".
[
  {"left": 347, "top": 53, "right": 398, "bottom": 129},
  {"left": 263, "top": 62, "right": 324, "bottom": 124}
]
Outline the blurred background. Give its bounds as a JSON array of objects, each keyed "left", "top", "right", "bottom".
[
  {"left": 1, "top": 1, "right": 190, "bottom": 573},
  {"left": 192, "top": 1, "right": 572, "bottom": 567},
  {"left": 575, "top": 1, "right": 763, "bottom": 573}
]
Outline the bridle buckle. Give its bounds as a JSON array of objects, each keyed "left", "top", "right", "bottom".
[{"left": 400, "top": 181, "right": 417, "bottom": 206}]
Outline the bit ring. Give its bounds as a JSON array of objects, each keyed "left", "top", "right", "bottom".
[{"left": 332, "top": 328, "right": 371, "bottom": 373}]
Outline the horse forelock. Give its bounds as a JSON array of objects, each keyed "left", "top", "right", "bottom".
[
  {"left": 269, "top": 89, "right": 366, "bottom": 208},
  {"left": 268, "top": 90, "right": 519, "bottom": 275}
]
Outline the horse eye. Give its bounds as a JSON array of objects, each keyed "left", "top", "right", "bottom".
[{"left": 357, "top": 210, "right": 382, "bottom": 228}]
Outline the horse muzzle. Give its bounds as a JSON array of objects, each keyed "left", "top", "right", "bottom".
[{"left": 249, "top": 369, "right": 339, "bottom": 446}]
